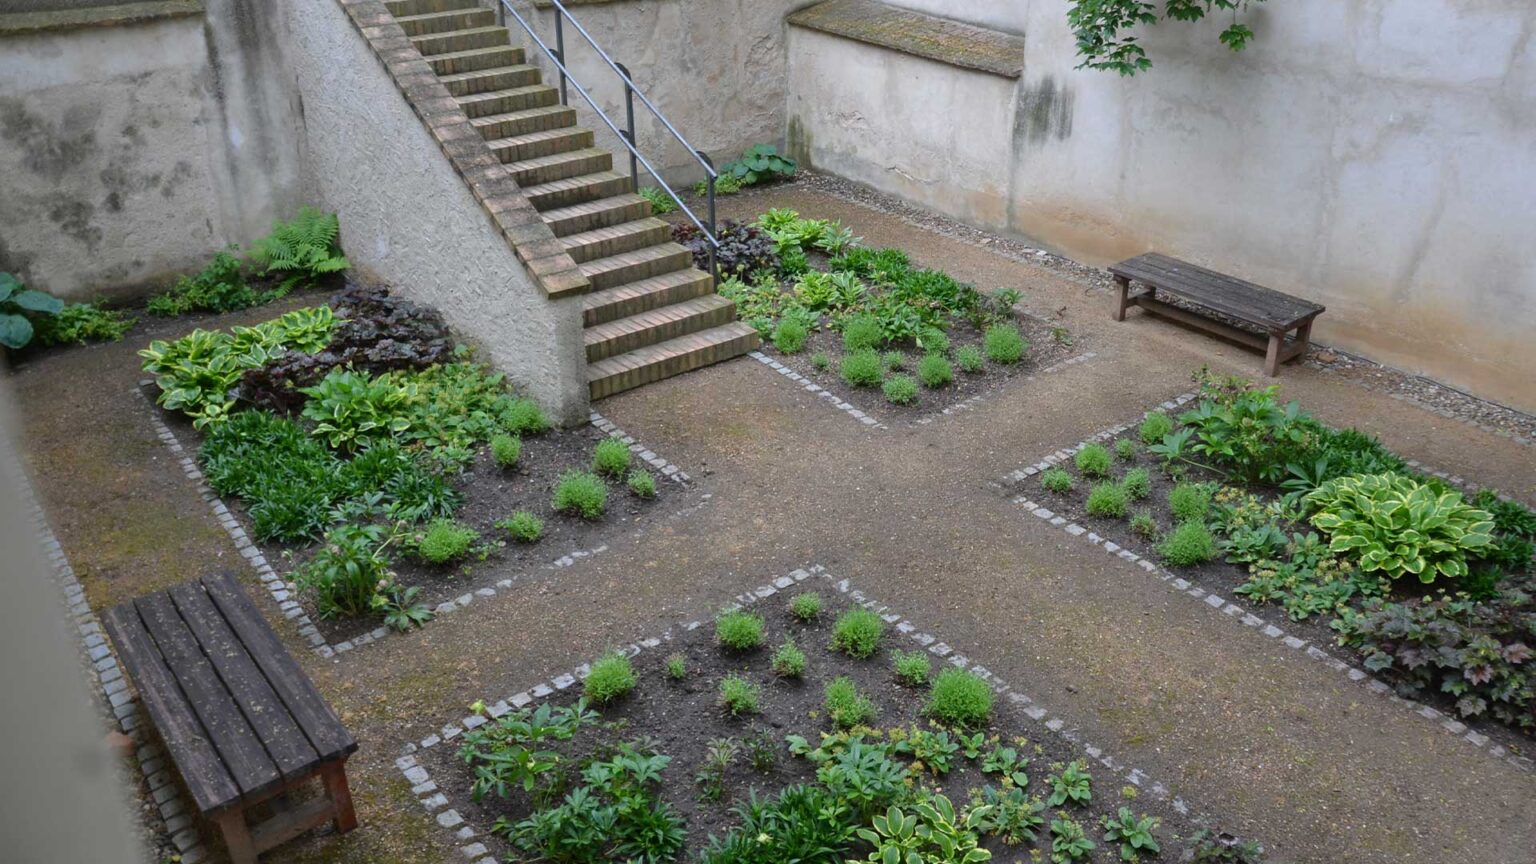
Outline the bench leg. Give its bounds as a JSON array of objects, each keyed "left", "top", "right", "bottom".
[
  {"left": 1264, "top": 332, "right": 1283, "bottom": 378},
  {"left": 321, "top": 761, "right": 358, "bottom": 834},
  {"left": 1112, "top": 275, "right": 1131, "bottom": 322},
  {"left": 216, "top": 809, "right": 259, "bottom": 864},
  {"left": 1295, "top": 318, "right": 1314, "bottom": 357}
]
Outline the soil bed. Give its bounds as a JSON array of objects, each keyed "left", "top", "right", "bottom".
[{"left": 427, "top": 592, "right": 1240, "bottom": 862}]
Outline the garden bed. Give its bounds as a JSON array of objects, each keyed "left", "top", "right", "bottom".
[
  {"left": 417, "top": 583, "right": 1259, "bottom": 863},
  {"left": 1006, "top": 377, "right": 1536, "bottom": 749}
]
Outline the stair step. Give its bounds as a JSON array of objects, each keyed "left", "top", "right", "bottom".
[
  {"left": 440, "top": 64, "right": 541, "bottom": 98},
  {"left": 506, "top": 147, "right": 612, "bottom": 187},
  {"left": 411, "top": 25, "right": 511, "bottom": 56},
  {"left": 522, "top": 171, "right": 633, "bottom": 211},
  {"left": 580, "top": 242, "right": 691, "bottom": 292},
  {"left": 562, "top": 217, "right": 672, "bottom": 265},
  {"left": 471, "top": 104, "right": 577, "bottom": 140},
  {"left": 543, "top": 193, "right": 651, "bottom": 238},
  {"left": 456, "top": 84, "right": 559, "bottom": 118},
  {"left": 385, "top": 0, "right": 479, "bottom": 17},
  {"left": 487, "top": 127, "right": 595, "bottom": 164},
  {"left": 584, "top": 294, "right": 738, "bottom": 362},
  {"left": 583, "top": 269, "right": 716, "bottom": 327},
  {"left": 429, "top": 45, "right": 527, "bottom": 77},
  {"left": 395, "top": 8, "right": 495, "bottom": 37},
  {"left": 588, "top": 322, "right": 760, "bottom": 400}
]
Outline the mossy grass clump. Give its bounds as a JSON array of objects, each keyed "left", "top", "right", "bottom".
[
  {"left": 715, "top": 609, "right": 766, "bottom": 651},
  {"left": 892, "top": 649, "right": 932, "bottom": 687},
  {"left": 1075, "top": 443, "right": 1113, "bottom": 478},
  {"left": 771, "top": 638, "right": 807, "bottom": 678},
  {"left": 1041, "top": 468, "right": 1074, "bottom": 494},
  {"left": 665, "top": 653, "right": 687, "bottom": 680},
  {"left": 824, "top": 676, "right": 877, "bottom": 729},
  {"left": 956, "top": 345, "right": 986, "bottom": 373},
  {"left": 830, "top": 607, "right": 884, "bottom": 659},
  {"left": 593, "top": 436, "right": 632, "bottom": 477},
  {"left": 1115, "top": 438, "right": 1136, "bottom": 461},
  {"left": 983, "top": 325, "right": 1027, "bottom": 364},
  {"left": 1168, "top": 482, "right": 1214, "bottom": 523},
  {"left": 490, "top": 433, "right": 522, "bottom": 468},
  {"left": 1121, "top": 467, "right": 1151, "bottom": 500},
  {"left": 551, "top": 470, "right": 607, "bottom": 519},
  {"left": 719, "top": 675, "right": 761, "bottom": 716},
  {"left": 917, "top": 354, "right": 953, "bottom": 388},
  {"left": 773, "top": 319, "right": 808, "bottom": 354},
  {"left": 883, "top": 374, "right": 918, "bottom": 405},
  {"left": 841, "top": 313, "right": 883, "bottom": 352},
  {"left": 627, "top": 469, "right": 657, "bottom": 498},
  {"left": 789, "top": 592, "right": 822, "bottom": 622},
  {"left": 811, "top": 351, "right": 832, "bottom": 371},
  {"left": 883, "top": 351, "right": 907, "bottom": 372},
  {"left": 925, "top": 667, "right": 993, "bottom": 728},
  {"left": 497, "top": 511, "right": 544, "bottom": 544},
  {"left": 1085, "top": 482, "right": 1130, "bottom": 518},
  {"left": 841, "top": 349, "right": 883, "bottom": 388},
  {"left": 1159, "top": 521, "right": 1215, "bottom": 566},
  {"left": 502, "top": 398, "right": 551, "bottom": 436},
  {"left": 583, "top": 651, "right": 637, "bottom": 704},
  {"left": 417, "top": 519, "right": 477, "bottom": 564},
  {"left": 1139, "top": 412, "right": 1173, "bottom": 445}
]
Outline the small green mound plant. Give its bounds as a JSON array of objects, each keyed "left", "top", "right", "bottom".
[
  {"left": 771, "top": 639, "right": 807, "bottom": 678},
  {"left": 773, "top": 318, "right": 808, "bottom": 354},
  {"left": 1168, "top": 481, "right": 1214, "bottom": 522},
  {"left": 824, "top": 676, "right": 877, "bottom": 729},
  {"left": 1115, "top": 438, "right": 1137, "bottom": 461},
  {"left": 830, "top": 608, "right": 884, "bottom": 659},
  {"left": 1160, "top": 520, "right": 1216, "bottom": 566},
  {"left": 789, "top": 591, "right": 822, "bottom": 622},
  {"left": 593, "top": 436, "right": 632, "bottom": 477},
  {"left": 883, "top": 351, "right": 907, "bottom": 372},
  {"left": 883, "top": 374, "right": 918, "bottom": 405},
  {"left": 490, "top": 433, "right": 521, "bottom": 468},
  {"left": 583, "top": 651, "right": 637, "bottom": 705},
  {"left": 1075, "top": 443, "right": 1112, "bottom": 477},
  {"left": 497, "top": 511, "right": 544, "bottom": 544},
  {"left": 841, "top": 349, "right": 883, "bottom": 387},
  {"left": 716, "top": 609, "right": 766, "bottom": 651},
  {"left": 841, "top": 313, "right": 883, "bottom": 351},
  {"left": 417, "top": 519, "right": 478, "bottom": 564},
  {"left": 1041, "top": 468, "right": 1074, "bottom": 494},
  {"left": 665, "top": 653, "right": 687, "bottom": 680},
  {"left": 983, "top": 324, "right": 1027, "bottom": 364},
  {"left": 893, "top": 649, "right": 932, "bottom": 687},
  {"left": 917, "top": 326, "right": 950, "bottom": 355},
  {"left": 1130, "top": 510, "right": 1157, "bottom": 540},
  {"left": 627, "top": 469, "right": 657, "bottom": 498},
  {"left": 917, "top": 353, "right": 953, "bottom": 388},
  {"left": 925, "top": 667, "right": 993, "bottom": 727},
  {"left": 1139, "top": 411, "right": 1173, "bottom": 444},
  {"left": 501, "top": 398, "right": 550, "bottom": 435},
  {"left": 551, "top": 470, "right": 607, "bottom": 519},
  {"left": 1085, "top": 482, "right": 1130, "bottom": 518},
  {"left": 810, "top": 351, "right": 832, "bottom": 372},
  {"left": 1121, "top": 467, "right": 1151, "bottom": 499},
  {"left": 719, "top": 675, "right": 761, "bottom": 716},
  {"left": 955, "top": 345, "right": 986, "bottom": 373},
  {"left": 637, "top": 186, "right": 678, "bottom": 215}
]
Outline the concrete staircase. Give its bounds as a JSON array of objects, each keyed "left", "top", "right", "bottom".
[{"left": 386, "top": 0, "right": 758, "bottom": 400}]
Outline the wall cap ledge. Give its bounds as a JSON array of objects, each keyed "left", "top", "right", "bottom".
[
  {"left": 787, "top": 0, "right": 1024, "bottom": 79},
  {"left": 0, "top": 0, "right": 202, "bottom": 37}
]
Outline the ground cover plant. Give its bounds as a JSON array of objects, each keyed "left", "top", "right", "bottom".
[
  {"left": 439, "top": 590, "right": 1260, "bottom": 862},
  {"left": 142, "top": 285, "right": 673, "bottom": 641},
  {"left": 691, "top": 208, "right": 1078, "bottom": 416},
  {"left": 1016, "top": 369, "right": 1536, "bottom": 739}
]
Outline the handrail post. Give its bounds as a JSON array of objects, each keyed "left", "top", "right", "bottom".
[
  {"left": 616, "top": 62, "right": 639, "bottom": 191},
  {"left": 554, "top": 10, "right": 568, "bottom": 106},
  {"left": 698, "top": 150, "right": 718, "bottom": 284}
]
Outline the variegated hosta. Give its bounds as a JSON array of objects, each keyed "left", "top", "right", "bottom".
[{"left": 1305, "top": 472, "right": 1494, "bottom": 583}]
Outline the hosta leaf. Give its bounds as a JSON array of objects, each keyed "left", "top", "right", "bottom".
[
  {"left": 0, "top": 313, "right": 34, "bottom": 349},
  {"left": 12, "top": 288, "right": 64, "bottom": 314}
]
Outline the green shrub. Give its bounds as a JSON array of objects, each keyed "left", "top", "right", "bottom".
[
  {"left": 773, "top": 318, "right": 808, "bottom": 354},
  {"left": 925, "top": 668, "right": 993, "bottom": 727},
  {"left": 299, "top": 368, "right": 415, "bottom": 451},
  {"left": 551, "top": 470, "right": 607, "bottom": 519},
  {"left": 811, "top": 351, "right": 832, "bottom": 372},
  {"left": 955, "top": 345, "right": 986, "bottom": 373},
  {"left": 501, "top": 398, "right": 551, "bottom": 435},
  {"left": 148, "top": 250, "right": 264, "bottom": 316},
  {"left": 1041, "top": 468, "right": 1074, "bottom": 494},
  {"left": 1075, "top": 443, "right": 1112, "bottom": 477},
  {"left": 1168, "top": 482, "right": 1214, "bottom": 522},
  {"left": 665, "top": 653, "right": 687, "bottom": 680},
  {"left": 637, "top": 186, "right": 678, "bottom": 215},
  {"left": 294, "top": 524, "right": 390, "bottom": 619},
  {"left": 626, "top": 469, "right": 657, "bottom": 499},
  {"left": 1085, "top": 482, "right": 1130, "bottom": 518},
  {"left": 883, "top": 374, "right": 918, "bottom": 405},
  {"left": 771, "top": 639, "right": 807, "bottom": 678},
  {"left": 917, "top": 354, "right": 953, "bottom": 388},
  {"left": 719, "top": 675, "right": 761, "bottom": 715},
  {"left": 34, "top": 303, "right": 135, "bottom": 347},
  {"left": 0, "top": 272, "right": 65, "bottom": 350},
  {"left": 824, "top": 676, "right": 877, "bottom": 729},
  {"left": 1159, "top": 521, "right": 1216, "bottom": 566},
  {"left": 583, "top": 651, "right": 637, "bottom": 704},
  {"left": 1122, "top": 467, "right": 1151, "bottom": 499},
  {"left": 831, "top": 608, "right": 884, "bottom": 658},
  {"left": 1139, "top": 412, "right": 1173, "bottom": 444},
  {"left": 490, "top": 433, "right": 521, "bottom": 468},
  {"left": 416, "top": 518, "right": 477, "bottom": 564},
  {"left": 841, "top": 313, "right": 883, "bottom": 351},
  {"left": 893, "top": 649, "right": 932, "bottom": 687},
  {"left": 716, "top": 609, "right": 766, "bottom": 651},
  {"left": 917, "top": 326, "right": 950, "bottom": 356},
  {"left": 250, "top": 207, "right": 350, "bottom": 293},
  {"left": 882, "top": 351, "right": 906, "bottom": 372},
  {"left": 1115, "top": 438, "right": 1137, "bottom": 461},
  {"left": 789, "top": 592, "right": 822, "bottom": 622},
  {"left": 721, "top": 143, "right": 797, "bottom": 185},
  {"left": 1130, "top": 510, "right": 1158, "bottom": 539},
  {"left": 593, "top": 437, "right": 632, "bottom": 477},
  {"left": 983, "top": 325, "right": 1027, "bottom": 364},
  {"left": 841, "top": 349, "right": 883, "bottom": 387},
  {"left": 497, "top": 511, "right": 544, "bottom": 543},
  {"left": 1306, "top": 472, "right": 1494, "bottom": 583}
]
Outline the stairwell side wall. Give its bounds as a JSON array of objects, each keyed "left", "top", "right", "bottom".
[{"left": 282, "top": 0, "right": 590, "bottom": 426}]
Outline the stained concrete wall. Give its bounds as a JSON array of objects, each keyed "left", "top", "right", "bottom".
[
  {"left": 281, "top": 0, "right": 589, "bottom": 425},
  {"left": 0, "top": 3, "right": 309, "bottom": 301},
  {"left": 787, "top": 0, "right": 1536, "bottom": 413}
]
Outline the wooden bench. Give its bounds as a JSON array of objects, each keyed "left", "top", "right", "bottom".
[
  {"left": 1110, "top": 252, "right": 1325, "bottom": 377},
  {"left": 102, "top": 572, "right": 358, "bottom": 863}
]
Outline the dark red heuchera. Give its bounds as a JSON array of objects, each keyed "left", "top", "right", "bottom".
[
  {"left": 672, "top": 220, "right": 778, "bottom": 278},
  {"left": 233, "top": 285, "right": 454, "bottom": 413}
]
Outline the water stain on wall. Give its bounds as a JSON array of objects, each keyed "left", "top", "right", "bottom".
[
  {"left": 1016, "top": 75, "right": 1074, "bottom": 146},
  {"left": 0, "top": 99, "right": 99, "bottom": 182}
]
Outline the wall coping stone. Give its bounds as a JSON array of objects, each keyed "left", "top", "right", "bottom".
[
  {"left": 335, "top": 0, "right": 591, "bottom": 298},
  {"left": 787, "top": 0, "right": 1025, "bottom": 80},
  {"left": 0, "top": 0, "right": 202, "bottom": 36},
  {"left": 530, "top": 0, "right": 664, "bottom": 7}
]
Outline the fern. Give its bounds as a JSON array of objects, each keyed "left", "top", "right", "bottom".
[{"left": 251, "top": 207, "right": 350, "bottom": 293}]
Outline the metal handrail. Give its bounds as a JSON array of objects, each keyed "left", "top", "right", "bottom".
[{"left": 494, "top": 0, "right": 720, "bottom": 276}]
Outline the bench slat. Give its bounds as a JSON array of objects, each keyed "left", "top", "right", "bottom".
[
  {"left": 202, "top": 572, "right": 357, "bottom": 762},
  {"left": 169, "top": 582, "right": 320, "bottom": 781},
  {"left": 136, "top": 592, "right": 285, "bottom": 804},
  {"left": 1112, "top": 253, "right": 1322, "bottom": 330},
  {"left": 102, "top": 604, "right": 244, "bottom": 813}
]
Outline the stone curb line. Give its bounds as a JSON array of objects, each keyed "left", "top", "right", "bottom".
[
  {"left": 1386, "top": 391, "right": 1533, "bottom": 449},
  {"left": 912, "top": 350, "right": 1099, "bottom": 426},
  {"left": 997, "top": 395, "right": 1534, "bottom": 774},
  {"left": 393, "top": 565, "right": 1217, "bottom": 863},
  {"left": 590, "top": 410, "right": 692, "bottom": 484},
  {"left": 2, "top": 446, "right": 212, "bottom": 863}
]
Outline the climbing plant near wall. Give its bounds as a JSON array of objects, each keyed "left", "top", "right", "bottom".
[{"left": 1068, "top": 0, "right": 1268, "bottom": 75}]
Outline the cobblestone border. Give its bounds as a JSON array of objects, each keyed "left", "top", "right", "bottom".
[
  {"left": 997, "top": 396, "right": 1535, "bottom": 774},
  {"left": 392, "top": 565, "right": 1219, "bottom": 863},
  {"left": 135, "top": 384, "right": 716, "bottom": 657},
  {"left": 912, "top": 350, "right": 1098, "bottom": 426},
  {"left": 1384, "top": 391, "right": 1534, "bottom": 449},
  {"left": 2, "top": 443, "right": 211, "bottom": 863}
]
